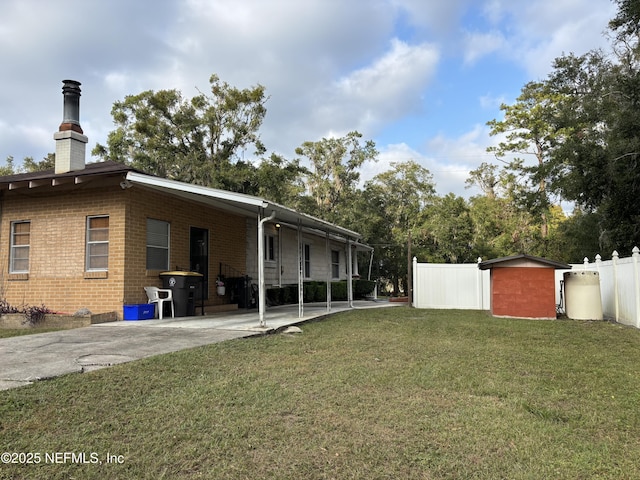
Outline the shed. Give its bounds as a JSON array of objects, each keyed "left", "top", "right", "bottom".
[{"left": 478, "top": 254, "right": 570, "bottom": 319}]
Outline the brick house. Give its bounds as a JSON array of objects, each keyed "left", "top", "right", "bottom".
[{"left": 0, "top": 81, "right": 371, "bottom": 320}]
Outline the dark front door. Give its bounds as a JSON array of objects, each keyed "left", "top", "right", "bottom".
[{"left": 190, "top": 227, "right": 209, "bottom": 300}]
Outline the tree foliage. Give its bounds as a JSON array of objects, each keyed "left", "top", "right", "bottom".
[
  {"left": 361, "top": 161, "right": 436, "bottom": 293},
  {"left": 486, "top": 81, "right": 565, "bottom": 238},
  {"left": 481, "top": 0, "right": 640, "bottom": 255},
  {"left": 541, "top": 15, "right": 640, "bottom": 253},
  {"left": 295, "top": 131, "right": 377, "bottom": 224},
  {"left": 424, "top": 194, "right": 474, "bottom": 263},
  {"left": 93, "top": 74, "right": 268, "bottom": 189}
]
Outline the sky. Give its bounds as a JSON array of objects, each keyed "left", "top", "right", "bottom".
[{"left": 0, "top": 0, "right": 617, "bottom": 198}]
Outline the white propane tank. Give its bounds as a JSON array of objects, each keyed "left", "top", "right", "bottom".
[{"left": 563, "top": 271, "right": 603, "bottom": 320}]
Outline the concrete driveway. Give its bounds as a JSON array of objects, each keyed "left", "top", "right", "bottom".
[{"left": 0, "top": 301, "right": 396, "bottom": 390}]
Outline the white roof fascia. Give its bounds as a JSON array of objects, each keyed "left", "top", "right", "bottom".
[
  {"left": 126, "top": 171, "right": 268, "bottom": 209},
  {"left": 265, "top": 202, "right": 361, "bottom": 240},
  {"left": 126, "top": 171, "right": 363, "bottom": 241}
]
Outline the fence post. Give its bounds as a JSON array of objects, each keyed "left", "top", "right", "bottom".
[
  {"left": 477, "top": 257, "right": 483, "bottom": 310},
  {"left": 633, "top": 247, "right": 640, "bottom": 328},
  {"left": 613, "top": 251, "right": 619, "bottom": 323},
  {"left": 412, "top": 257, "right": 418, "bottom": 308},
  {"left": 583, "top": 257, "right": 590, "bottom": 270}
]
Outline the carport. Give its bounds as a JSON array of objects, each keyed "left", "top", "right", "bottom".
[{"left": 125, "top": 172, "right": 373, "bottom": 326}]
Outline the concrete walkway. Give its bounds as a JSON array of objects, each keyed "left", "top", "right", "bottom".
[{"left": 0, "top": 300, "right": 396, "bottom": 391}]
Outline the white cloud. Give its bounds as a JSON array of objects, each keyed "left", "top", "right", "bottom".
[
  {"left": 319, "top": 39, "right": 440, "bottom": 135},
  {"left": 391, "top": 0, "right": 472, "bottom": 35},
  {"left": 470, "top": 0, "right": 616, "bottom": 78},
  {"left": 479, "top": 93, "right": 506, "bottom": 110},
  {"left": 0, "top": 0, "right": 621, "bottom": 191},
  {"left": 366, "top": 124, "right": 505, "bottom": 198},
  {"left": 462, "top": 30, "right": 506, "bottom": 65}
]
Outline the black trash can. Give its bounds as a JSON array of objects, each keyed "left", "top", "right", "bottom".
[
  {"left": 159, "top": 271, "right": 203, "bottom": 317},
  {"left": 228, "top": 275, "right": 256, "bottom": 309}
]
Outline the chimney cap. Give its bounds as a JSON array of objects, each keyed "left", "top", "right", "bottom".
[{"left": 59, "top": 79, "right": 83, "bottom": 134}]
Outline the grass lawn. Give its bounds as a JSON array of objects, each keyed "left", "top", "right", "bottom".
[
  {"left": 1, "top": 308, "right": 640, "bottom": 479},
  {"left": 0, "top": 328, "right": 64, "bottom": 339}
]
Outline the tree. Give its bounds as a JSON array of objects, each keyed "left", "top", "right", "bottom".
[
  {"left": 0, "top": 157, "right": 16, "bottom": 176},
  {"left": 253, "top": 153, "right": 307, "bottom": 206},
  {"left": 0, "top": 154, "right": 56, "bottom": 175},
  {"left": 23, "top": 153, "right": 55, "bottom": 172},
  {"left": 486, "top": 81, "right": 563, "bottom": 238},
  {"left": 466, "top": 161, "right": 559, "bottom": 258},
  {"left": 540, "top": 5, "right": 640, "bottom": 253},
  {"left": 424, "top": 194, "right": 474, "bottom": 263},
  {"left": 93, "top": 74, "right": 268, "bottom": 189},
  {"left": 295, "top": 131, "right": 377, "bottom": 223},
  {"left": 361, "top": 161, "right": 436, "bottom": 294},
  {"left": 465, "top": 162, "right": 499, "bottom": 199}
]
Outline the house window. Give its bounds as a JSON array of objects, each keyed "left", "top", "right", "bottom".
[
  {"left": 86, "top": 216, "right": 109, "bottom": 271},
  {"left": 304, "top": 244, "right": 311, "bottom": 278},
  {"left": 147, "top": 219, "right": 170, "bottom": 270},
  {"left": 10, "top": 221, "right": 30, "bottom": 273},
  {"left": 264, "top": 235, "right": 275, "bottom": 261},
  {"left": 331, "top": 250, "right": 340, "bottom": 279}
]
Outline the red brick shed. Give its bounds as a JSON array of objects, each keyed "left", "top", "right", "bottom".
[{"left": 478, "top": 254, "right": 570, "bottom": 319}]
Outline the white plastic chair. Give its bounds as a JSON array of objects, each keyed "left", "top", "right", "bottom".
[{"left": 144, "top": 286, "right": 174, "bottom": 320}]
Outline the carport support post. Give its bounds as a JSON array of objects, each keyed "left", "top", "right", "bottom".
[
  {"left": 298, "top": 220, "right": 304, "bottom": 318},
  {"left": 326, "top": 232, "right": 331, "bottom": 312},
  {"left": 258, "top": 211, "right": 276, "bottom": 327},
  {"left": 347, "top": 238, "right": 353, "bottom": 308}
]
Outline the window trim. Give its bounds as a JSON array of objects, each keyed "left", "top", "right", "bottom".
[
  {"left": 264, "top": 234, "right": 276, "bottom": 262},
  {"left": 86, "top": 215, "right": 109, "bottom": 272},
  {"left": 9, "top": 220, "right": 30, "bottom": 274},
  {"left": 146, "top": 218, "right": 170, "bottom": 271},
  {"left": 331, "top": 249, "right": 340, "bottom": 279},
  {"left": 303, "top": 243, "right": 311, "bottom": 278}
]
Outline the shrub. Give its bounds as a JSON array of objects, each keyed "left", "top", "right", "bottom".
[
  {"left": 331, "top": 281, "right": 348, "bottom": 301},
  {"left": 303, "top": 283, "right": 317, "bottom": 303},
  {"left": 315, "top": 282, "right": 327, "bottom": 302},
  {"left": 23, "top": 304, "right": 54, "bottom": 326},
  {"left": 0, "top": 299, "right": 19, "bottom": 315},
  {"left": 266, "top": 288, "right": 282, "bottom": 306},
  {"left": 0, "top": 299, "right": 53, "bottom": 326},
  {"left": 354, "top": 280, "right": 375, "bottom": 298}
]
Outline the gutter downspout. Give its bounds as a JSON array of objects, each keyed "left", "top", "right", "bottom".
[{"left": 258, "top": 210, "right": 276, "bottom": 327}]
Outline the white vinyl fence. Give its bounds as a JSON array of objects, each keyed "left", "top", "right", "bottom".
[
  {"left": 412, "top": 258, "right": 490, "bottom": 310},
  {"left": 413, "top": 248, "right": 640, "bottom": 328}
]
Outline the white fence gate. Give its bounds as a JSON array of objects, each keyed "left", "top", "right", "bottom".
[{"left": 413, "top": 248, "right": 640, "bottom": 328}]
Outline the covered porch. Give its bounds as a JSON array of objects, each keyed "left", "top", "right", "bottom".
[{"left": 126, "top": 172, "right": 374, "bottom": 325}]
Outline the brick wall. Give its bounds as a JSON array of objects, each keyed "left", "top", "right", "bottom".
[
  {"left": 0, "top": 181, "right": 247, "bottom": 319},
  {"left": 0, "top": 183, "right": 127, "bottom": 315},
  {"left": 490, "top": 267, "right": 557, "bottom": 318},
  {"left": 123, "top": 187, "right": 247, "bottom": 309}
]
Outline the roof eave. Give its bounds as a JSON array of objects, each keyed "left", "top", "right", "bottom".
[
  {"left": 478, "top": 254, "right": 571, "bottom": 270},
  {"left": 126, "top": 172, "right": 363, "bottom": 241}
]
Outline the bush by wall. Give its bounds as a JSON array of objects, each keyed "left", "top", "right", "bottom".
[{"left": 266, "top": 280, "right": 375, "bottom": 305}]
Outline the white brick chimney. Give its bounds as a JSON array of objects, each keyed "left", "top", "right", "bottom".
[{"left": 54, "top": 80, "right": 88, "bottom": 174}]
